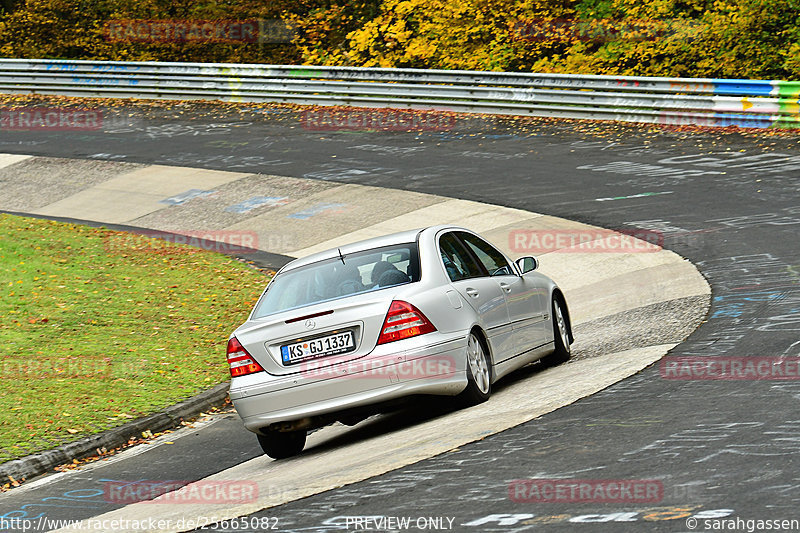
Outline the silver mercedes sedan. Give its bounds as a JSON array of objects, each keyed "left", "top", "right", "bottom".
[{"left": 227, "top": 225, "right": 573, "bottom": 458}]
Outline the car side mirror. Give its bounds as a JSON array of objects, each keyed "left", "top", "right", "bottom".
[{"left": 515, "top": 256, "right": 538, "bottom": 274}]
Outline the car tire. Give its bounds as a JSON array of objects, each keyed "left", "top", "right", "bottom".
[
  {"left": 459, "top": 332, "right": 492, "bottom": 406},
  {"left": 543, "top": 296, "right": 571, "bottom": 366},
  {"left": 257, "top": 430, "right": 306, "bottom": 459}
]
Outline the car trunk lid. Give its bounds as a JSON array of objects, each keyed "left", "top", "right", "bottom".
[{"left": 234, "top": 292, "right": 393, "bottom": 376}]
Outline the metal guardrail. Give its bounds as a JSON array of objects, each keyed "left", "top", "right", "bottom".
[{"left": 1, "top": 58, "right": 798, "bottom": 128}]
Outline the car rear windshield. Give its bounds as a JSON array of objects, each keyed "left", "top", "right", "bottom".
[{"left": 252, "top": 243, "right": 420, "bottom": 318}]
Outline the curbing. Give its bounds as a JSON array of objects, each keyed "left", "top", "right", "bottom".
[{"left": 0, "top": 382, "right": 230, "bottom": 482}]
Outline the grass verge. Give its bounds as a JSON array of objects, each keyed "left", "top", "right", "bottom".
[{"left": 0, "top": 214, "right": 268, "bottom": 465}]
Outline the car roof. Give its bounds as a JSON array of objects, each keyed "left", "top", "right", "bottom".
[{"left": 280, "top": 225, "right": 458, "bottom": 272}]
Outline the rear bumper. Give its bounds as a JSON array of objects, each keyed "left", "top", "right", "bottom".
[{"left": 230, "top": 334, "right": 468, "bottom": 432}]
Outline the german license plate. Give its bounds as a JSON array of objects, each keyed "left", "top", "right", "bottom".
[{"left": 280, "top": 331, "right": 355, "bottom": 365}]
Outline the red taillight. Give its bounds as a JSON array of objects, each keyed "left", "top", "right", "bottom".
[
  {"left": 377, "top": 301, "right": 436, "bottom": 345},
  {"left": 226, "top": 337, "right": 264, "bottom": 378}
]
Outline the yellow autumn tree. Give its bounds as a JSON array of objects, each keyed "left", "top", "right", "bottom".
[{"left": 336, "top": 0, "right": 576, "bottom": 70}]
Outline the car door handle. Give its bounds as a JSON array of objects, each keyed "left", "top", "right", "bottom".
[
  {"left": 498, "top": 282, "right": 512, "bottom": 293},
  {"left": 465, "top": 288, "right": 480, "bottom": 298}
]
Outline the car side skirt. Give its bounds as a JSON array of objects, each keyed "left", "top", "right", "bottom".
[{"left": 493, "top": 341, "right": 556, "bottom": 381}]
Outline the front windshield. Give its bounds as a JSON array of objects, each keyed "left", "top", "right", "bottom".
[{"left": 252, "top": 243, "right": 420, "bottom": 318}]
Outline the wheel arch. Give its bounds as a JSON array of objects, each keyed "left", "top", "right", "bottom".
[
  {"left": 551, "top": 288, "right": 574, "bottom": 344},
  {"left": 468, "top": 325, "right": 495, "bottom": 381}
]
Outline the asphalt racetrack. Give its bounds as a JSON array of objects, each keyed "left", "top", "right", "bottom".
[{"left": 2, "top": 104, "right": 800, "bottom": 532}]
